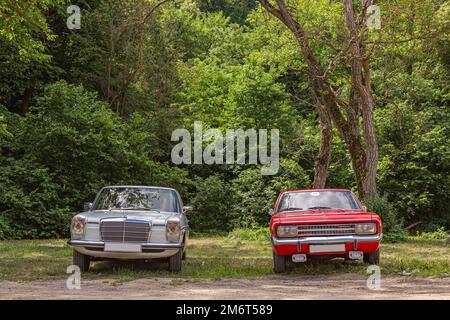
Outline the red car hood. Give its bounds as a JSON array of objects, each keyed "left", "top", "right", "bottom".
[{"left": 273, "top": 210, "right": 379, "bottom": 225}]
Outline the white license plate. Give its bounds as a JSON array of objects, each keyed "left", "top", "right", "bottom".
[
  {"left": 104, "top": 242, "right": 142, "bottom": 253},
  {"left": 292, "top": 254, "right": 307, "bottom": 263},
  {"left": 309, "top": 244, "right": 345, "bottom": 253}
]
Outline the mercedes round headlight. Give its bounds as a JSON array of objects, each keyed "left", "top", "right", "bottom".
[
  {"left": 277, "top": 225, "right": 298, "bottom": 238},
  {"left": 71, "top": 216, "right": 86, "bottom": 239},
  {"left": 166, "top": 219, "right": 181, "bottom": 242},
  {"left": 355, "top": 223, "right": 377, "bottom": 235}
]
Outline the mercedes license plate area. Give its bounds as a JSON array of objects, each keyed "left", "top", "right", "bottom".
[{"left": 104, "top": 242, "right": 142, "bottom": 253}]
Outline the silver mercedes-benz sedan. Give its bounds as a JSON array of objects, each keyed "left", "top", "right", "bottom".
[{"left": 68, "top": 186, "right": 191, "bottom": 273}]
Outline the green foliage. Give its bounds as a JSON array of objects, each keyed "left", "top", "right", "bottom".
[
  {"left": 433, "top": 2, "right": 450, "bottom": 71},
  {"left": 414, "top": 227, "right": 448, "bottom": 241},
  {"left": 0, "top": 82, "right": 188, "bottom": 239},
  {"left": 0, "top": 112, "right": 11, "bottom": 141},
  {"left": 0, "top": 0, "right": 59, "bottom": 60},
  {"left": 376, "top": 99, "right": 450, "bottom": 228},
  {"left": 190, "top": 176, "right": 232, "bottom": 231},
  {"left": 230, "top": 159, "right": 310, "bottom": 226},
  {"left": 227, "top": 225, "right": 269, "bottom": 241},
  {"left": 0, "top": 215, "right": 12, "bottom": 239},
  {"left": 363, "top": 195, "right": 408, "bottom": 243},
  {"left": 0, "top": 37, "right": 60, "bottom": 114},
  {"left": 0, "top": 0, "right": 448, "bottom": 240},
  {"left": 195, "top": 0, "right": 257, "bottom": 24}
]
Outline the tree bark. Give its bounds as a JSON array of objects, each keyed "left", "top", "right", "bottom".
[
  {"left": 258, "top": 0, "right": 379, "bottom": 197},
  {"left": 343, "top": 0, "right": 378, "bottom": 197},
  {"left": 311, "top": 90, "right": 333, "bottom": 189},
  {"left": 19, "top": 87, "right": 33, "bottom": 116}
]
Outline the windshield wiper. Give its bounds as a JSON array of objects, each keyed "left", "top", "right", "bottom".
[
  {"left": 279, "top": 207, "right": 304, "bottom": 212},
  {"left": 307, "top": 206, "right": 332, "bottom": 210}
]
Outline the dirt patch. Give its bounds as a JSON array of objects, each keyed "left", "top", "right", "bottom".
[{"left": 1, "top": 274, "right": 449, "bottom": 300}]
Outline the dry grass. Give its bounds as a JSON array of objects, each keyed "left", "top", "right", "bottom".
[{"left": 0, "top": 236, "right": 448, "bottom": 283}]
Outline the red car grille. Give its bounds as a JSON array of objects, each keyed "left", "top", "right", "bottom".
[
  {"left": 100, "top": 221, "right": 150, "bottom": 242},
  {"left": 297, "top": 224, "right": 356, "bottom": 237}
]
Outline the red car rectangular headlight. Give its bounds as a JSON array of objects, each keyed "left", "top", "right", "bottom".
[
  {"left": 277, "top": 225, "right": 298, "bottom": 238},
  {"left": 355, "top": 223, "right": 377, "bottom": 235}
]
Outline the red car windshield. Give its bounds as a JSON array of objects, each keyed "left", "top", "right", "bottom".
[{"left": 277, "top": 190, "right": 360, "bottom": 212}]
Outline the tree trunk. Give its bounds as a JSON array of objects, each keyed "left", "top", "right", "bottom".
[
  {"left": 313, "top": 115, "right": 332, "bottom": 189},
  {"left": 359, "top": 94, "right": 378, "bottom": 197},
  {"left": 19, "top": 87, "right": 33, "bottom": 116},
  {"left": 344, "top": 0, "right": 378, "bottom": 197},
  {"left": 311, "top": 90, "right": 333, "bottom": 189},
  {"left": 258, "top": 0, "right": 379, "bottom": 197}
]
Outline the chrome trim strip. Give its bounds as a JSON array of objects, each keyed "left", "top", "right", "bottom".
[
  {"left": 272, "top": 234, "right": 381, "bottom": 246},
  {"left": 68, "top": 240, "right": 183, "bottom": 249}
]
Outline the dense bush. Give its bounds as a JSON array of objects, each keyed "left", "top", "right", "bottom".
[
  {"left": 0, "top": 0, "right": 448, "bottom": 241},
  {"left": 377, "top": 101, "right": 450, "bottom": 229},
  {"left": 414, "top": 227, "right": 448, "bottom": 240},
  {"left": 0, "top": 157, "right": 73, "bottom": 239},
  {"left": 189, "top": 175, "right": 232, "bottom": 231},
  {"left": 227, "top": 225, "right": 269, "bottom": 241},
  {"left": 189, "top": 159, "right": 311, "bottom": 231},
  {"left": 230, "top": 159, "right": 310, "bottom": 227},
  {"left": 363, "top": 195, "right": 408, "bottom": 243},
  {"left": 0, "top": 82, "right": 189, "bottom": 239}
]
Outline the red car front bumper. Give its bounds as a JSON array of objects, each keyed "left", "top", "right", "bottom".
[{"left": 272, "top": 234, "right": 382, "bottom": 256}]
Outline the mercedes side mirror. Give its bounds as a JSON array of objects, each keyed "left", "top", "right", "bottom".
[
  {"left": 183, "top": 206, "right": 193, "bottom": 214},
  {"left": 268, "top": 208, "right": 274, "bottom": 216},
  {"left": 83, "top": 202, "right": 93, "bottom": 211},
  {"left": 362, "top": 205, "right": 367, "bottom": 212}
]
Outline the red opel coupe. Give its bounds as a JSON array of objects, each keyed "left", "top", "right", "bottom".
[{"left": 269, "top": 188, "right": 382, "bottom": 273}]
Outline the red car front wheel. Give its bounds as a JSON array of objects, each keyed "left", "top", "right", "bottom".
[
  {"left": 363, "top": 248, "right": 380, "bottom": 265},
  {"left": 273, "top": 251, "right": 287, "bottom": 273}
]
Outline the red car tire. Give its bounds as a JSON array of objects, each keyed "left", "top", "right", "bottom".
[
  {"left": 273, "top": 251, "right": 287, "bottom": 273},
  {"left": 363, "top": 248, "right": 380, "bottom": 265}
]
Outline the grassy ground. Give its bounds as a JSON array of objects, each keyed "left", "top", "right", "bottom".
[{"left": 0, "top": 236, "right": 448, "bottom": 283}]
